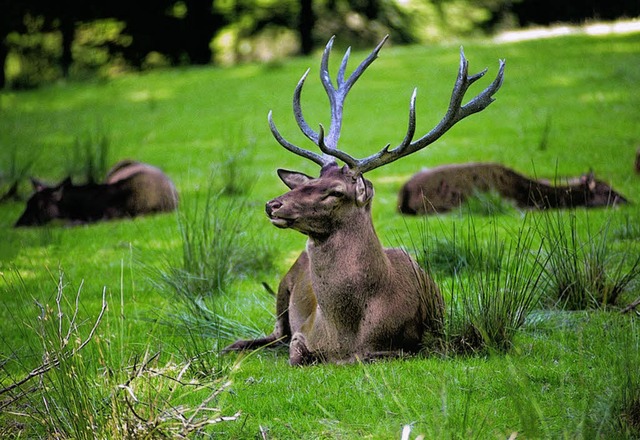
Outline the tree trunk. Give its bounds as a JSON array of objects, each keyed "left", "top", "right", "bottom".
[
  {"left": 0, "top": 37, "right": 7, "bottom": 88},
  {"left": 299, "top": 0, "right": 314, "bottom": 55},
  {"left": 59, "top": 16, "right": 75, "bottom": 78}
]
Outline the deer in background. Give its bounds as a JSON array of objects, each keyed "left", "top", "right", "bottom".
[
  {"left": 398, "top": 162, "right": 628, "bottom": 215},
  {"left": 14, "top": 160, "right": 178, "bottom": 227},
  {"left": 224, "top": 36, "right": 505, "bottom": 365}
]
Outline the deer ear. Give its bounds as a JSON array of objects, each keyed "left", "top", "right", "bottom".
[
  {"left": 355, "top": 175, "right": 374, "bottom": 207},
  {"left": 580, "top": 171, "right": 596, "bottom": 191},
  {"left": 277, "top": 169, "right": 312, "bottom": 189}
]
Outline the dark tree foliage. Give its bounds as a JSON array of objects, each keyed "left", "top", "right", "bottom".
[
  {"left": 183, "top": 0, "right": 225, "bottom": 64},
  {"left": 513, "top": 0, "right": 640, "bottom": 25},
  {"left": 0, "top": 0, "right": 224, "bottom": 87},
  {"left": 1, "top": 0, "right": 639, "bottom": 88},
  {"left": 0, "top": 0, "right": 33, "bottom": 87}
]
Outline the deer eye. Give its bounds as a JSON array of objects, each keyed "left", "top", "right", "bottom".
[{"left": 324, "top": 190, "right": 344, "bottom": 199}]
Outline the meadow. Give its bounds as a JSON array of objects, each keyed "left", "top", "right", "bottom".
[{"left": 1, "top": 30, "right": 640, "bottom": 438}]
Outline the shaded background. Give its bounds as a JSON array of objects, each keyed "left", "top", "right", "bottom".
[{"left": 1, "top": 0, "right": 639, "bottom": 89}]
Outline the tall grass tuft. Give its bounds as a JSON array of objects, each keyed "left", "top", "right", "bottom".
[
  {"left": 1, "top": 269, "right": 108, "bottom": 439},
  {"left": 65, "top": 128, "right": 111, "bottom": 183},
  {"left": 413, "top": 217, "right": 501, "bottom": 277},
  {"left": 407, "top": 215, "right": 547, "bottom": 354},
  {"left": 539, "top": 210, "right": 640, "bottom": 310},
  {"left": 447, "top": 217, "right": 548, "bottom": 353},
  {"left": 219, "top": 147, "right": 256, "bottom": 196},
  {"left": 161, "top": 180, "right": 273, "bottom": 299},
  {"left": 153, "top": 169, "right": 274, "bottom": 360},
  {"left": 0, "top": 146, "right": 33, "bottom": 202}
]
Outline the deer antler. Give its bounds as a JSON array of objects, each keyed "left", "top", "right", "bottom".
[
  {"left": 268, "top": 36, "right": 505, "bottom": 174},
  {"left": 269, "top": 35, "right": 387, "bottom": 168}
]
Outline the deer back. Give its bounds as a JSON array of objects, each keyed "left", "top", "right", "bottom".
[
  {"left": 105, "top": 160, "right": 178, "bottom": 214},
  {"left": 398, "top": 163, "right": 513, "bottom": 214}
]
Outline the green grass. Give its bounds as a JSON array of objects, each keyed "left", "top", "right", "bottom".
[{"left": 1, "top": 31, "right": 640, "bottom": 437}]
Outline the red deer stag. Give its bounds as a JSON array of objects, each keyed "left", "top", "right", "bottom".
[
  {"left": 399, "top": 162, "right": 628, "bottom": 215},
  {"left": 224, "top": 36, "right": 505, "bottom": 365},
  {"left": 14, "top": 160, "right": 178, "bottom": 227}
]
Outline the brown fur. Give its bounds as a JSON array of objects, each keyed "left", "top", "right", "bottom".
[
  {"left": 14, "top": 160, "right": 177, "bottom": 227},
  {"left": 398, "top": 162, "right": 628, "bottom": 215},
  {"left": 105, "top": 160, "right": 178, "bottom": 214},
  {"left": 224, "top": 165, "right": 444, "bottom": 365}
]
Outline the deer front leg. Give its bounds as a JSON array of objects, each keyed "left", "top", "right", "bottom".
[
  {"left": 289, "top": 332, "right": 321, "bottom": 366},
  {"left": 222, "top": 319, "right": 288, "bottom": 353},
  {"left": 222, "top": 282, "right": 293, "bottom": 353}
]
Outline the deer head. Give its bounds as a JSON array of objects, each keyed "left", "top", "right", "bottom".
[
  {"left": 267, "top": 35, "right": 505, "bottom": 232},
  {"left": 14, "top": 178, "right": 71, "bottom": 226},
  {"left": 266, "top": 165, "right": 374, "bottom": 241}
]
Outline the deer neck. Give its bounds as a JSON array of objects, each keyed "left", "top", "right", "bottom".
[
  {"left": 527, "top": 180, "right": 589, "bottom": 207},
  {"left": 304, "top": 208, "right": 388, "bottom": 335},
  {"left": 306, "top": 208, "right": 388, "bottom": 295}
]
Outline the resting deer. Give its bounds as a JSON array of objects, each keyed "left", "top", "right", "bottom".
[
  {"left": 14, "top": 160, "right": 178, "bottom": 227},
  {"left": 224, "top": 36, "right": 505, "bottom": 365},
  {"left": 398, "top": 162, "right": 628, "bottom": 215}
]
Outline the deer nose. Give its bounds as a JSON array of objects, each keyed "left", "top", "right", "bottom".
[{"left": 266, "top": 200, "right": 282, "bottom": 216}]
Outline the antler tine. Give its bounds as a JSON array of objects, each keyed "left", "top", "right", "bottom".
[
  {"left": 355, "top": 48, "right": 506, "bottom": 174},
  {"left": 293, "top": 68, "right": 320, "bottom": 145},
  {"left": 268, "top": 110, "right": 327, "bottom": 167},
  {"left": 319, "top": 35, "right": 389, "bottom": 156}
]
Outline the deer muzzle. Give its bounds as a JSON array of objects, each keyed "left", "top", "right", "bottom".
[{"left": 265, "top": 199, "right": 293, "bottom": 228}]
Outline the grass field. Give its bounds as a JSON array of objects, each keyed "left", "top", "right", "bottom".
[{"left": 1, "top": 30, "right": 640, "bottom": 438}]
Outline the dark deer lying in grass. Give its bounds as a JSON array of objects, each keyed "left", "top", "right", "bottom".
[
  {"left": 398, "top": 162, "right": 628, "bottom": 215},
  {"left": 224, "top": 36, "right": 505, "bottom": 365},
  {"left": 14, "top": 160, "right": 178, "bottom": 227}
]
